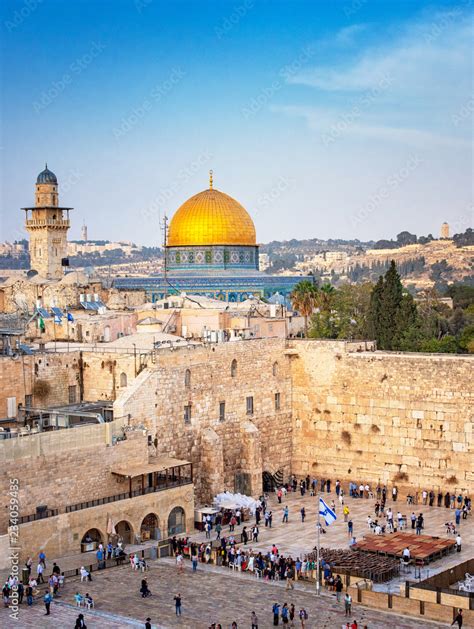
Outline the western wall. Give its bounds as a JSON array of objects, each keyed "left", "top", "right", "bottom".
[{"left": 290, "top": 340, "right": 473, "bottom": 495}]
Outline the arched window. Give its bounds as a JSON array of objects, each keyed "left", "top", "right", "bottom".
[
  {"left": 120, "top": 372, "right": 127, "bottom": 387},
  {"left": 184, "top": 369, "right": 191, "bottom": 388},
  {"left": 272, "top": 361, "right": 279, "bottom": 377},
  {"left": 231, "top": 359, "right": 237, "bottom": 378}
]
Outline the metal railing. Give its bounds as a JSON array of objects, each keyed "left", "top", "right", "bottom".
[{"left": 11, "top": 508, "right": 59, "bottom": 525}]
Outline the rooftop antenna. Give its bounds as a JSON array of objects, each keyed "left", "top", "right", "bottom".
[{"left": 209, "top": 169, "right": 213, "bottom": 190}]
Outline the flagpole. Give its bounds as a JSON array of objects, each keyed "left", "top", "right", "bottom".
[{"left": 316, "top": 489, "right": 321, "bottom": 595}]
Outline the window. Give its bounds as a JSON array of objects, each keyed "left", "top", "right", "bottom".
[
  {"left": 219, "top": 401, "right": 225, "bottom": 422},
  {"left": 275, "top": 392, "right": 281, "bottom": 411},
  {"left": 120, "top": 372, "right": 127, "bottom": 387},
  {"left": 273, "top": 362, "right": 279, "bottom": 376},
  {"left": 68, "top": 385, "right": 77, "bottom": 404},
  {"left": 231, "top": 359, "right": 237, "bottom": 377},
  {"left": 184, "top": 369, "right": 191, "bottom": 388},
  {"left": 7, "top": 397, "right": 16, "bottom": 418},
  {"left": 184, "top": 404, "right": 192, "bottom": 424},
  {"left": 25, "top": 395, "right": 32, "bottom": 408},
  {"left": 246, "top": 396, "right": 254, "bottom": 415}
]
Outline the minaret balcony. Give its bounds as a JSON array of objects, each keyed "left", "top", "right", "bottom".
[{"left": 26, "top": 218, "right": 70, "bottom": 229}]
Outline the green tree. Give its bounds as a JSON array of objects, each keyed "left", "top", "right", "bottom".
[{"left": 290, "top": 279, "right": 319, "bottom": 337}]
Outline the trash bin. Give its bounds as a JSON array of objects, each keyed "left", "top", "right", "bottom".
[
  {"left": 22, "top": 567, "right": 29, "bottom": 585},
  {"left": 149, "top": 546, "right": 157, "bottom": 560}
]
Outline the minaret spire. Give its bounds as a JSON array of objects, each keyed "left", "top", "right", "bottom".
[{"left": 209, "top": 170, "right": 213, "bottom": 189}]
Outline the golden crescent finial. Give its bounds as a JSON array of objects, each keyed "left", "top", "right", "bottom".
[{"left": 209, "top": 170, "right": 213, "bottom": 189}]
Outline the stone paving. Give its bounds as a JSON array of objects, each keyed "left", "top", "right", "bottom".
[
  {"left": 189, "top": 489, "right": 473, "bottom": 589},
  {"left": 1, "top": 489, "right": 471, "bottom": 628},
  {"left": 0, "top": 561, "right": 443, "bottom": 629}
]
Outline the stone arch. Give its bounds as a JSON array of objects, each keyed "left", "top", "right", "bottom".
[
  {"left": 80, "top": 527, "right": 104, "bottom": 552},
  {"left": 140, "top": 513, "right": 161, "bottom": 541},
  {"left": 120, "top": 372, "right": 127, "bottom": 387},
  {"left": 168, "top": 506, "right": 186, "bottom": 536},
  {"left": 231, "top": 359, "right": 237, "bottom": 378},
  {"left": 184, "top": 368, "right": 191, "bottom": 388},
  {"left": 272, "top": 361, "right": 279, "bottom": 376},
  {"left": 115, "top": 519, "right": 134, "bottom": 544}
]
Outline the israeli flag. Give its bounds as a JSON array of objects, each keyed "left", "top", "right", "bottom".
[
  {"left": 319, "top": 497, "right": 337, "bottom": 526},
  {"left": 67, "top": 312, "right": 74, "bottom": 322},
  {"left": 54, "top": 315, "right": 62, "bottom": 325}
]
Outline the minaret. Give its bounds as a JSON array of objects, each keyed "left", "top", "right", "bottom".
[
  {"left": 81, "top": 220, "right": 88, "bottom": 242},
  {"left": 22, "top": 164, "right": 73, "bottom": 279},
  {"left": 440, "top": 222, "right": 450, "bottom": 239}
]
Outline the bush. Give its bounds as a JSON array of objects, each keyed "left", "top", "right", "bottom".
[
  {"left": 371, "top": 424, "right": 381, "bottom": 433},
  {"left": 393, "top": 471, "right": 409, "bottom": 482}
]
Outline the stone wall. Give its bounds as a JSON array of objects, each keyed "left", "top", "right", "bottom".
[
  {"left": 114, "top": 338, "right": 293, "bottom": 501},
  {"left": 0, "top": 419, "right": 141, "bottom": 532},
  {"left": 290, "top": 340, "right": 473, "bottom": 494}
]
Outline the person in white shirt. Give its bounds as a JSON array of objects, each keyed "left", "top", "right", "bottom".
[
  {"left": 364, "top": 484, "right": 370, "bottom": 498},
  {"left": 36, "top": 562, "right": 44, "bottom": 584},
  {"left": 456, "top": 534, "right": 462, "bottom": 552},
  {"left": 402, "top": 547, "right": 411, "bottom": 562}
]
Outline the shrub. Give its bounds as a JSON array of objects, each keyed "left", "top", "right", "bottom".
[
  {"left": 447, "top": 475, "right": 458, "bottom": 484},
  {"left": 371, "top": 424, "right": 381, "bottom": 433},
  {"left": 393, "top": 471, "right": 409, "bottom": 482}
]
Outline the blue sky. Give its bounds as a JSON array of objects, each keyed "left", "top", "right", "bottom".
[{"left": 1, "top": 0, "right": 472, "bottom": 245}]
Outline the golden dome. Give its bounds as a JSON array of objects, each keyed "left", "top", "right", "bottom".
[{"left": 168, "top": 183, "right": 256, "bottom": 247}]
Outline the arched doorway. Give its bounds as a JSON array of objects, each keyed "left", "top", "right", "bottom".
[
  {"left": 115, "top": 520, "right": 134, "bottom": 544},
  {"left": 81, "top": 528, "right": 103, "bottom": 552},
  {"left": 168, "top": 507, "right": 185, "bottom": 536},
  {"left": 141, "top": 513, "right": 160, "bottom": 541}
]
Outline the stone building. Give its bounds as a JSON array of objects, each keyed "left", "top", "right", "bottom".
[{"left": 22, "top": 165, "right": 72, "bottom": 280}]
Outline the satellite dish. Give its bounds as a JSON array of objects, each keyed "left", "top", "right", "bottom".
[{"left": 26, "top": 269, "right": 38, "bottom": 279}]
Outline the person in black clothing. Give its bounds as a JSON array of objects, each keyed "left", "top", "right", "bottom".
[
  {"left": 326, "top": 479, "right": 331, "bottom": 493},
  {"left": 145, "top": 618, "right": 152, "bottom": 629},
  {"left": 429, "top": 490, "right": 435, "bottom": 507},
  {"left": 437, "top": 492, "right": 443, "bottom": 507},
  {"left": 75, "top": 613, "right": 87, "bottom": 629},
  {"left": 451, "top": 608, "right": 463, "bottom": 628},
  {"left": 17, "top": 582, "right": 24, "bottom": 604},
  {"left": 140, "top": 578, "right": 151, "bottom": 598},
  {"left": 242, "top": 527, "right": 248, "bottom": 545},
  {"left": 445, "top": 492, "right": 451, "bottom": 508},
  {"left": 174, "top": 593, "right": 182, "bottom": 615},
  {"left": 52, "top": 562, "right": 61, "bottom": 576}
]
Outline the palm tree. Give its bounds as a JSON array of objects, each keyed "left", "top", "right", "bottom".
[
  {"left": 290, "top": 279, "right": 319, "bottom": 337},
  {"left": 318, "top": 283, "right": 336, "bottom": 313}
]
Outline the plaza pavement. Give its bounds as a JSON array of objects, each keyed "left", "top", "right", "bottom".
[
  {"left": 1, "top": 489, "right": 470, "bottom": 628},
  {"left": 0, "top": 561, "right": 443, "bottom": 629}
]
